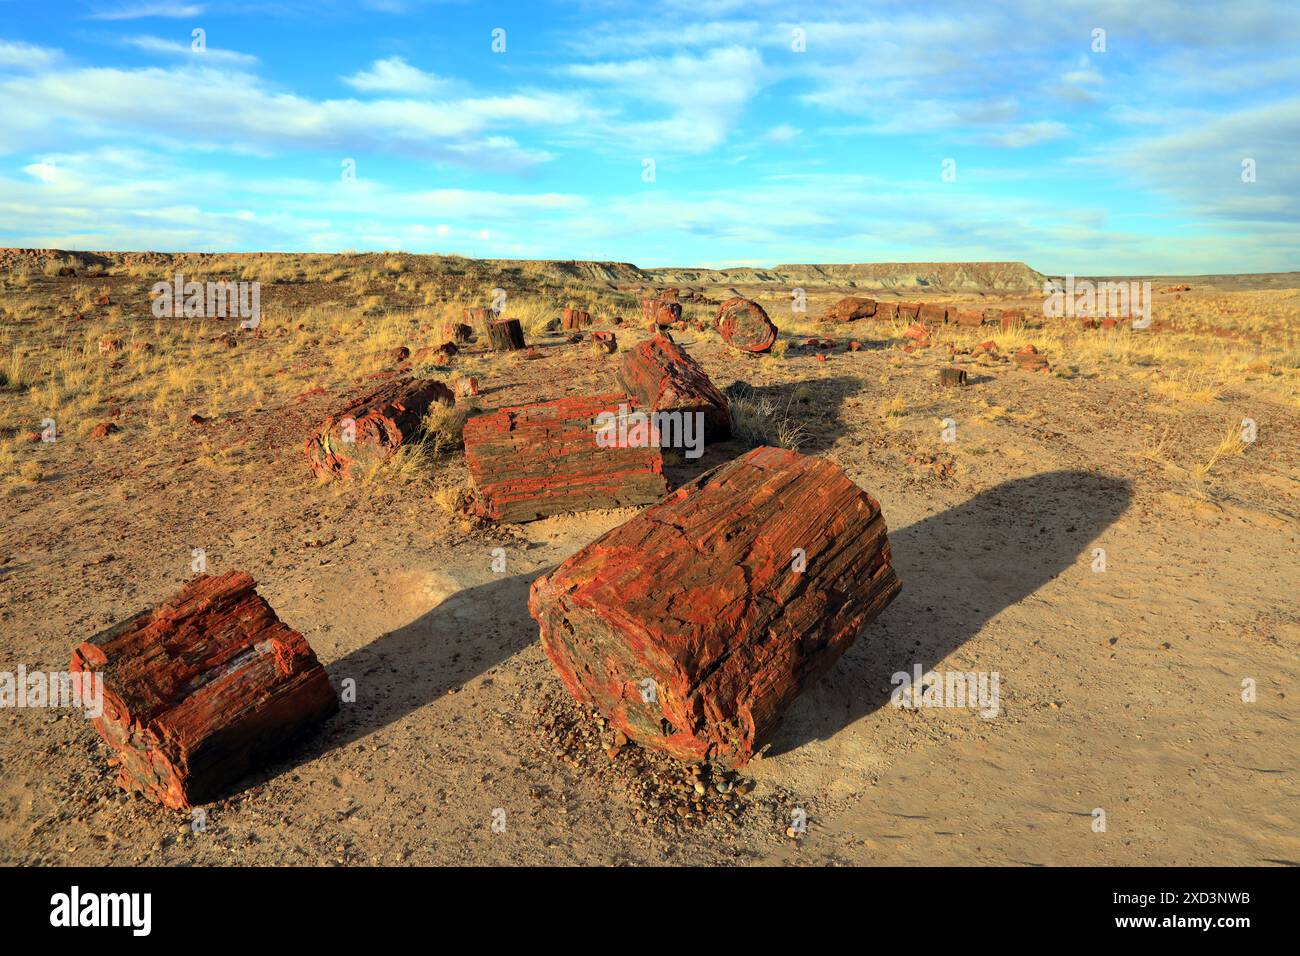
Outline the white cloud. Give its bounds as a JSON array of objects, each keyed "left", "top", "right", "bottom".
[
  {"left": 0, "top": 40, "right": 60, "bottom": 70},
  {"left": 564, "top": 46, "right": 763, "bottom": 151},
  {"left": 343, "top": 57, "right": 446, "bottom": 96},
  {"left": 89, "top": 3, "right": 205, "bottom": 19},
  {"left": 123, "top": 35, "right": 258, "bottom": 66},
  {"left": 986, "top": 121, "right": 1068, "bottom": 148}
]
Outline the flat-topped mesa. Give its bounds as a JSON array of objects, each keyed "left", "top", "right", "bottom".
[
  {"left": 305, "top": 376, "right": 453, "bottom": 481},
  {"left": 69, "top": 571, "right": 337, "bottom": 809},
  {"left": 616, "top": 334, "right": 730, "bottom": 442},
  {"left": 463, "top": 393, "right": 670, "bottom": 523},
  {"left": 529, "top": 446, "right": 901, "bottom": 768},
  {"left": 714, "top": 297, "right": 778, "bottom": 353}
]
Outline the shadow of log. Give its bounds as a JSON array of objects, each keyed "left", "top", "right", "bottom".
[{"left": 766, "top": 469, "right": 1133, "bottom": 756}]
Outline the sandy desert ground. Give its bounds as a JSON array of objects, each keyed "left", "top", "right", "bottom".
[{"left": 1, "top": 250, "right": 1297, "bottom": 866}]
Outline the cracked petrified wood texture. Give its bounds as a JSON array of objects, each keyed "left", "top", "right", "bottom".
[
  {"left": 69, "top": 571, "right": 337, "bottom": 809},
  {"left": 714, "top": 297, "right": 778, "bottom": 352},
  {"left": 304, "top": 376, "right": 453, "bottom": 481},
  {"left": 529, "top": 446, "right": 901, "bottom": 767},
  {"left": 616, "top": 334, "right": 730, "bottom": 441},
  {"left": 463, "top": 393, "right": 669, "bottom": 522}
]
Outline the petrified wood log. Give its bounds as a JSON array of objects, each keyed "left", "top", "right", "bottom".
[
  {"left": 463, "top": 393, "right": 669, "bottom": 522},
  {"left": 562, "top": 308, "right": 591, "bottom": 331},
  {"left": 824, "top": 296, "right": 877, "bottom": 322},
  {"left": 616, "top": 334, "right": 730, "bottom": 440},
  {"left": 715, "top": 297, "right": 778, "bottom": 353},
  {"left": 305, "top": 376, "right": 453, "bottom": 480},
  {"left": 642, "top": 298, "right": 683, "bottom": 327},
  {"left": 529, "top": 446, "right": 901, "bottom": 767},
  {"left": 917, "top": 303, "right": 948, "bottom": 326},
  {"left": 486, "top": 318, "right": 526, "bottom": 351},
  {"left": 69, "top": 571, "right": 337, "bottom": 809}
]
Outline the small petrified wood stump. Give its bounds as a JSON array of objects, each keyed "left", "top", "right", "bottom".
[
  {"left": 441, "top": 321, "right": 473, "bottom": 343},
  {"left": 642, "top": 298, "right": 683, "bottom": 327},
  {"left": 616, "top": 334, "right": 730, "bottom": 440},
  {"left": 940, "top": 366, "right": 968, "bottom": 387},
  {"left": 486, "top": 318, "right": 526, "bottom": 351},
  {"left": 69, "top": 571, "right": 337, "bottom": 809},
  {"left": 463, "top": 393, "right": 669, "bottom": 522},
  {"left": 715, "top": 297, "right": 778, "bottom": 353},
  {"left": 562, "top": 308, "right": 591, "bottom": 331},
  {"left": 529, "top": 446, "right": 901, "bottom": 767},
  {"left": 304, "top": 377, "right": 453, "bottom": 480}
]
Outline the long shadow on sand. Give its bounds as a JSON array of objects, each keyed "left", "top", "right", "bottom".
[
  {"left": 278, "top": 468, "right": 1131, "bottom": 779},
  {"left": 765, "top": 468, "right": 1132, "bottom": 756}
]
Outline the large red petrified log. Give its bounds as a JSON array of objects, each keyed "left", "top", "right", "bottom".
[
  {"left": 69, "top": 571, "right": 337, "bottom": 809},
  {"left": 529, "top": 446, "right": 901, "bottom": 767},
  {"left": 305, "top": 376, "right": 453, "bottom": 480},
  {"left": 714, "top": 297, "right": 778, "bottom": 352},
  {"left": 463, "top": 393, "right": 669, "bottom": 522},
  {"left": 616, "top": 333, "right": 730, "bottom": 440}
]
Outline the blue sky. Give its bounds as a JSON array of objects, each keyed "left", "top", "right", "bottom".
[{"left": 1, "top": 0, "right": 1297, "bottom": 274}]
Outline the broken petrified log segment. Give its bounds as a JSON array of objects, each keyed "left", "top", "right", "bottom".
[
  {"left": 616, "top": 333, "right": 730, "bottom": 440},
  {"left": 486, "top": 318, "right": 526, "bottom": 351},
  {"left": 529, "top": 446, "right": 901, "bottom": 768},
  {"left": 939, "top": 366, "right": 968, "bottom": 387},
  {"left": 714, "top": 297, "right": 778, "bottom": 353},
  {"left": 69, "top": 571, "right": 337, "bottom": 809},
  {"left": 642, "top": 298, "right": 683, "bottom": 328},
  {"left": 917, "top": 302, "right": 948, "bottom": 326},
  {"left": 562, "top": 307, "right": 591, "bottom": 331},
  {"left": 304, "top": 376, "right": 453, "bottom": 480},
  {"left": 824, "top": 296, "right": 877, "bottom": 322},
  {"left": 463, "top": 393, "right": 669, "bottom": 522}
]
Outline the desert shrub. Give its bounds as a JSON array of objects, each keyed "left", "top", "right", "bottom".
[{"left": 725, "top": 382, "right": 808, "bottom": 451}]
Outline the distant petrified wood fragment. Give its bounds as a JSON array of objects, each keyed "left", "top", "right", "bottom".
[
  {"left": 486, "top": 318, "right": 526, "bottom": 351},
  {"left": 562, "top": 307, "right": 591, "bottom": 331},
  {"left": 69, "top": 571, "right": 337, "bottom": 809},
  {"left": 464, "top": 393, "right": 669, "bottom": 522},
  {"left": 529, "top": 446, "right": 901, "bottom": 767},
  {"left": 939, "top": 366, "right": 968, "bottom": 387},
  {"left": 98, "top": 337, "right": 123, "bottom": 355},
  {"left": 90, "top": 421, "right": 120, "bottom": 439},
  {"left": 590, "top": 330, "right": 617, "bottom": 354},
  {"left": 824, "top": 296, "right": 877, "bottom": 323},
  {"left": 441, "top": 322, "right": 473, "bottom": 343},
  {"left": 642, "top": 298, "right": 682, "bottom": 328},
  {"left": 917, "top": 303, "right": 948, "bottom": 326},
  {"left": 953, "top": 309, "right": 984, "bottom": 328},
  {"left": 1014, "top": 344, "right": 1049, "bottom": 372},
  {"left": 874, "top": 301, "right": 899, "bottom": 322},
  {"left": 715, "top": 297, "right": 778, "bottom": 353},
  {"left": 305, "top": 376, "right": 453, "bottom": 480},
  {"left": 616, "top": 334, "right": 730, "bottom": 440}
]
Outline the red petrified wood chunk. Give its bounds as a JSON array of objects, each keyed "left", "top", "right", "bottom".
[
  {"left": 824, "top": 296, "right": 877, "bottom": 322},
  {"left": 562, "top": 307, "right": 591, "bottom": 330},
  {"left": 69, "top": 571, "right": 338, "bottom": 809},
  {"left": 463, "top": 393, "right": 669, "bottom": 523},
  {"left": 642, "top": 298, "right": 683, "bottom": 328},
  {"left": 616, "top": 333, "right": 730, "bottom": 440},
  {"left": 529, "top": 446, "right": 901, "bottom": 768},
  {"left": 304, "top": 376, "right": 453, "bottom": 480},
  {"left": 714, "top": 297, "right": 778, "bottom": 352}
]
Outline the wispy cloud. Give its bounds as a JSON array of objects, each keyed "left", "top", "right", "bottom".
[
  {"left": 89, "top": 3, "right": 205, "bottom": 20},
  {"left": 342, "top": 56, "right": 447, "bottom": 96},
  {"left": 122, "top": 34, "right": 257, "bottom": 66}
]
